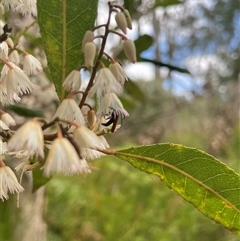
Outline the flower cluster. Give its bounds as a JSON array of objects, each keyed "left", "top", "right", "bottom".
[
  {"left": 1, "top": 0, "right": 37, "bottom": 16},
  {"left": 0, "top": 24, "right": 42, "bottom": 105},
  {"left": 0, "top": 2, "right": 136, "bottom": 202}
]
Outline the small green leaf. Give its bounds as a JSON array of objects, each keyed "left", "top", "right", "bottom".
[
  {"left": 6, "top": 104, "right": 44, "bottom": 117},
  {"left": 154, "top": 0, "right": 182, "bottom": 7},
  {"left": 37, "top": 0, "right": 98, "bottom": 99},
  {"left": 119, "top": 96, "right": 136, "bottom": 109},
  {"left": 31, "top": 151, "right": 51, "bottom": 192},
  {"left": 124, "top": 79, "right": 146, "bottom": 104},
  {"left": 134, "top": 34, "right": 154, "bottom": 56},
  {"left": 32, "top": 167, "right": 51, "bottom": 193},
  {"left": 113, "top": 143, "right": 240, "bottom": 235}
]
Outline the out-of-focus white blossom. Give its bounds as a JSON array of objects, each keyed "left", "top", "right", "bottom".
[
  {"left": 1, "top": 0, "right": 37, "bottom": 16},
  {"left": 0, "top": 164, "right": 24, "bottom": 201},
  {"left": 0, "top": 41, "right": 8, "bottom": 60},
  {"left": 5, "top": 37, "right": 14, "bottom": 49},
  {"left": 2, "top": 66, "right": 36, "bottom": 101},
  {"left": 0, "top": 81, "right": 21, "bottom": 105},
  {"left": 98, "top": 92, "right": 129, "bottom": 118},
  {"left": 23, "top": 54, "right": 43, "bottom": 75},
  {"left": 89, "top": 68, "right": 122, "bottom": 97},
  {"left": 53, "top": 98, "right": 86, "bottom": 126},
  {"left": 73, "top": 125, "right": 109, "bottom": 160},
  {"left": 1, "top": 112, "right": 16, "bottom": 127},
  {"left": 0, "top": 139, "right": 8, "bottom": 155},
  {"left": 42, "top": 137, "right": 91, "bottom": 177},
  {"left": 62, "top": 70, "right": 82, "bottom": 92},
  {"left": 1, "top": 0, "right": 23, "bottom": 12},
  {"left": 8, "top": 119, "right": 44, "bottom": 158},
  {"left": 9, "top": 50, "right": 20, "bottom": 65},
  {"left": 21, "top": 0, "right": 37, "bottom": 16},
  {"left": 109, "top": 62, "right": 128, "bottom": 85},
  {"left": 0, "top": 120, "right": 9, "bottom": 131}
]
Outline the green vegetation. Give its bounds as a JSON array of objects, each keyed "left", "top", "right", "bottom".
[{"left": 45, "top": 155, "right": 238, "bottom": 241}]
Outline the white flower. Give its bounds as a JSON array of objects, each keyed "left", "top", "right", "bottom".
[
  {"left": 0, "top": 41, "right": 8, "bottom": 60},
  {"left": 109, "top": 62, "right": 128, "bottom": 85},
  {"left": 98, "top": 92, "right": 129, "bottom": 118},
  {"left": 5, "top": 37, "right": 14, "bottom": 49},
  {"left": 9, "top": 50, "right": 20, "bottom": 65},
  {"left": 73, "top": 125, "right": 109, "bottom": 160},
  {"left": 2, "top": 0, "right": 37, "bottom": 16},
  {"left": 20, "top": 0, "right": 37, "bottom": 16},
  {"left": 41, "top": 137, "right": 90, "bottom": 177},
  {"left": 62, "top": 70, "right": 82, "bottom": 92},
  {"left": 53, "top": 98, "right": 86, "bottom": 126},
  {"left": 1, "top": 63, "right": 11, "bottom": 78},
  {"left": 0, "top": 139, "right": 8, "bottom": 155},
  {"left": 0, "top": 120, "right": 9, "bottom": 131},
  {"left": 1, "top": 0, "right": 23, "bottom": 12},
  {"left": 0, "top": 165, "right": 24, "bottom": 201},
  {"left": 1, "top": 112, "right": 16, "bottom": 127},
  {"left": 23, "top": 54, "right": 43, "bottom": 75},
  {"left": 89, "top": 68, "right": 122, "bottom": 97},
  {"left": 2, "top": 66, "right": 36, "bottom": 100},
  {"left": 1, "top": 62, "right": 20, "bottom": 79},
  {"left": 0, "top": 81, "right": 21, "bottom": 105},
  {"left": 79, "top": 159, "right": 91, "bottom": 173},
  {"left": 8, "top": 119, "right": 44, "bottom": 158}
]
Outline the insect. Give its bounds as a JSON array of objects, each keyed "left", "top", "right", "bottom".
[
  {"left": 101, "top": 110, "right": 119, "bottom": 133},
  {"left": 0, "top": 24, "right": 12, "bottom": 43}
]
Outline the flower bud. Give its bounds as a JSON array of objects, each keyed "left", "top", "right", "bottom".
[
  {"left": 5, "top": 37, "right": 14, "bottom": 48},
  {"left": 1, "top": 112, "right": 16, "bottom": 127},
  {"left": 87, "top": 110, "right": 97, "bottom": 129},
  {"left": 123, "top": 9, "right": 132, "bottom": 30},
  {"left": 84, "top": 42, "right": 96, "bottom": 67},
  {"left": 82, "top": 30, "right": 94, "bottom": 52},
  {"left": 109, "top": 62, "right": 128, "bottom": 85},
  {"left": 9, "top": 50, "right": 20, "bottom": 65},
  {"left": 115, "top": 11, "right": 127, "bottom": 34},
  {"left": 123, "top": 39, "right": 136, "bottom": 63},
  {"left": 0, "top": 41, "right": 8, "bottom": 60}
]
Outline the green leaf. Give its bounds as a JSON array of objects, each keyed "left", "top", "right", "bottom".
[
  {"left": 32, "top": 167, "right": 51, "bottom": 193},
  {"left": 31, "top": 150, "right": 51, "bottom": 192},
  {"left": 37, "top": 0, "right": 98, "bottom": 99},
  {"left": 154, "top": 0, "right": 182, "bottom": 7},
  {"left": 6, "top": 104, "right": 44, "bottom": 117},
  {"left": 124, "top": 79, "right": 146, "bottom": 104},
  {"left": 134, "top": 34, "right": 154, "bottom": 56},
  {"left": 112, "top": 143, "right": 240, "bottom": 235}
]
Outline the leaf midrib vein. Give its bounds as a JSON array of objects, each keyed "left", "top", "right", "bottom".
[{"left": 115, "top": 151, "right": 240, "bottom": 214}]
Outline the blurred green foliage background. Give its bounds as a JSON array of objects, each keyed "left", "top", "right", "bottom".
[{"left": 0, "top": 0, "right": 239, "bottom": 240}]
